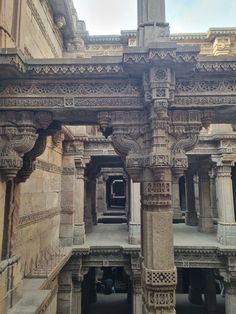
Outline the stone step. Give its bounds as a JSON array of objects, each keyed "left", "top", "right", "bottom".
[
  {"left": 98, "top": 215, "right": 127, "bottom": 224},
  {"left": 103, "top": 211, "right": 126, "bottom": 216}
]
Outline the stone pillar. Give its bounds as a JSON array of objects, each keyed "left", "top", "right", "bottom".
[
  {"left": 58, "top": 269, "right": 73, "bottom": 314},
  {"left": 84, "top": 178, "right": 93, "bottom": 233},
  {"left": 132, "top": 274, "right": 142, "bottom": 314},
  {"left": 194, "top": 175, "right": 200, "bottom": 215},
  {"left": 172, "top": 169, "right": 183, "bottom": 221},
  {"left": 60, "top": 155, "right": 76, "bottom": 246},
  {"left": 72, "top": 279, "right": 82, "bottom": 314},
  {"left": 74, "top": 160, "right": 86, "bottom": 245},
  {"left": 188, "top": 269, "right": 203, "bottom": 305},
  {"left": 96, "top": 174, "right": 107, "bottom": 216},
  {"left": 225, "top": 281, "right": 236, "bottom": 314},
  {"left": 215, "top": 159, "right": 236, "bottom": 245},
  {"left": 209, "top": 169, "right": 218, "bottom": 219},
  {"left": 203, "top": 269, "right": 217, "bottom": 313},
  {"left": 185, "top": 170, "right": 198, "bottom": 226},
  {"left": 198, "top": 164, "right": 214, "bottom": 233},
  {"left": 129, "top": 179, "right": 141, "bottom": 244},
  {"left": 91, "top": 180, "right": 97, "bottom": 225},
  {"left": 142, "top": 168, "right": 177, "bottom": 314},
  {"left": 138, "top": 0, "right": 169, "bottom": 46}
]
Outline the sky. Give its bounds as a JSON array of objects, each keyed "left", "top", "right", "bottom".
[{"left": 75, "top": 0, "right": 236, "bottom": 35}]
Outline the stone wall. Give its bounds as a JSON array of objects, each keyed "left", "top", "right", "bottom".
[
  {"left": 13, "top": 136, "right": 62, "bottom": 276},
  {"left": 0, "top": 0, "right": 63, "bottom": 58}
]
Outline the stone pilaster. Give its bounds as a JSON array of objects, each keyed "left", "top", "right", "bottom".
[
  {"left": 214, "top": 156, "right": 236, "bottom": 245},
  {"left": 185, "top": 170, "right": 198, "bottom": 226},
  {"left": 60, "top": 155, "right": 76, "bottom": 246},
  {"left": 198, "top": 163, "right": 214, "bottom": 233},
  {"left": 172, "top": 168, "right": 183, "bottom": 221},
  {"left": 74, "top": 158, "right": 86, "bottom": 245},
  {"left": 129, "top": 179, "right": 141, "bottom": 244}
]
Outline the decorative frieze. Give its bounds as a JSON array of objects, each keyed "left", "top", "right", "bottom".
[
  {"left": 36, "top": 159, "right": 62, "bottom": 174},
  {"left": 176, "top": 79, "right": 236, "bottom": 94},
  {"left": 27, "top": 64, "right": 123, "bottom": 75},
  {"left": 18, "top": 208, "right": 60, "bottom": 228},
  {"left": 174, "top": 95, "right": 236, "bottom": 107},
  {"left": 0, "top": 80, "right": 140, "bottom": 97}
]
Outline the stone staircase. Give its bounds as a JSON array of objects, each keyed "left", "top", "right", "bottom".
[{"left": 98, "top": 208, "right": 127, "bottom": 224}]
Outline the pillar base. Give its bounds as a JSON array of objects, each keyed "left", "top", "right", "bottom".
[
  {"left": 217, "top": 223, "right": 236, "bottom": 245},
  {"left": 129, "top": 222, "right": 141, "bottom": 244},
  {"left": 198, "top": 217, "right": 214, "bottom": 233},
  {"left": 173, "top": 207, "right": 183, "bottom": 221},
  {"left": 73, "top": 223, "right": 86, "bottom": 245},
  {"left": 185, "top": 211, "right": 198, "bottom": 226}
]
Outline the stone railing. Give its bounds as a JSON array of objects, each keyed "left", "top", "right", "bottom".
[{"left": 0, "top": 256, "right": 22, "bottom": 313}]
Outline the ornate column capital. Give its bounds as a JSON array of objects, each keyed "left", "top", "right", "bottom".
[{"left": 0, "top": 111, "right": 52, "bottom": 181}]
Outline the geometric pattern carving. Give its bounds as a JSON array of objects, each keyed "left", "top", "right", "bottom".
[
  {"left": 144, "top": 267, "right": 177, "bottom": 286},
  {"left": 147, "top": 290, "right": 175, "bottom": 308}
]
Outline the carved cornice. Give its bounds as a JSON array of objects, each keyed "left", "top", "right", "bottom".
[
  {"left": 123, "top": 47, "right": 199, "bottom": 65},
  {"left": 27, "top": 63, "right": 123, "bottom": 76},
  {"left": 196, "top": 62, "right": 236, "bottom": 73}
]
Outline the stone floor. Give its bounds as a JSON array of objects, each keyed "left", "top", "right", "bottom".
[
  {"left": 82, "top": 223, "right": 220, "bottom": 249},
  {"left": 89, "top": 293, "right": 225, "bottom": 314},
  {"left": 90, "top": 293, "right": 131, "bottom": 314}
]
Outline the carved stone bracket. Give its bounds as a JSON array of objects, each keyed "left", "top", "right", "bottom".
[{"left": 0, "top": 111, "right": 52, "bottom": 181}]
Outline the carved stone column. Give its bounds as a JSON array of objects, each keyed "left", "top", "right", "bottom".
[
  {"left": 172, "top": 168, "right": 183, "bottom": 221},
  {"left": 209, "top": 168, "right": 218, "bottom": 219},
  {"left": 142, "top": 168, "right": 177, "bottom": 314},
  {"left": 74, "top": 159, "right": 86, "bottom": 245},
  {"left": 185, "top": 170, "right": 198, "bottom": 226},
  {"left": 96, "top": 174, "right": 107, "bottom": 216},
  {"left": 214, "top": 156, "right": 236, "bottom": 245},
  {"left": 60, "top": 154, "right": 76, "bottom": 246},
  {"left": 132, "top": 272, "right": 142, "bottom": 314},
  {"left": 84, "top": 178, "right": 93, "bottom": 233},
  {"left": 198, "top": 162, "right": 214, "bottom": 233},
  {"left": 129, "top": 179, "right": 141, "bottom": 244}
]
